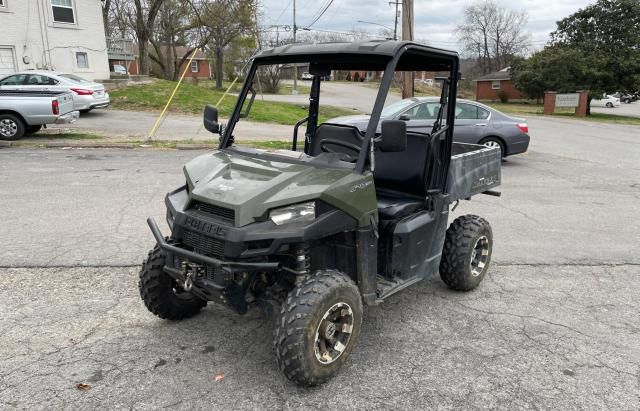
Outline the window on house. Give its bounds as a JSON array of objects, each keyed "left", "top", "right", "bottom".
[
  {"left": 76, "top": 52, "right": 89, "bottom": 69},
  {"left": 491, "top": 80, "right": 501, "bottom": 90},
  {"left": 191, "top": 60, "right": 199, "bottom": 73},
  {"left": 51, "top": 0, "right": 75, "bottom": 24}
]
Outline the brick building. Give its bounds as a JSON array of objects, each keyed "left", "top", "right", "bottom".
[{"left": 475, "top": 68, "right": 524, "bottom": 102}]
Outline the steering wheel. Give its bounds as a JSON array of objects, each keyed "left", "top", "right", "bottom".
[{"left": 319, "top": 139, "right": 361, "bottom": 162}]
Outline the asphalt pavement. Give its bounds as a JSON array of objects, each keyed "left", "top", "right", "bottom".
[{"left": 1, "top": 116, "right": 639, "bottom": 409}]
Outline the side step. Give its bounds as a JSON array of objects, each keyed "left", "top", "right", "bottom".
[{"left": 376, "top": 275, "right": 424, "bottom": 302}]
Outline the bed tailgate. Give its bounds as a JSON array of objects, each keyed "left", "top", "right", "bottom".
[{"left": 446, "top": 143, "right": 502, "bottom": 201}]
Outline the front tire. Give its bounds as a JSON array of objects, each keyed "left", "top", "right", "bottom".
[
  {"left": 0, "top": 114, "right": 25, "bottom": 141},
  {"left": 440, "top": 215, "right": 493, "bottom": 291},
  {"left": 274, "top": 270, "right": 363, "bottom": 387},
  {"left": 606, "top": 102, "right": 614, "bottom": 108},
  {"left": 138, "top": 243, "right": 207, "bottom": 320}
]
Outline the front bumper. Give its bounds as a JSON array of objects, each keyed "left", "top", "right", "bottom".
[
  {"left": 55, "top": 111, "right": 80, "bottom": 124},
  {"left": 147, "top": 217, "right": 280, "bottom": 273}
]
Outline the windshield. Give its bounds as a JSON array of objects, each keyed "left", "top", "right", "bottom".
[
  {"left": 380, "top": 99, "right": 415, "bottom": 118},
  {"left": 59, "top": 74, "right": 91, "bottom": 84}
]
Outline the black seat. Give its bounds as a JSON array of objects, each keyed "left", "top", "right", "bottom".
[
  {"left": 377, "top": 193, "right": 424, "bottom": 220},
  {"left": 308, "top": 123, "right": 364, "bottom": 160}
]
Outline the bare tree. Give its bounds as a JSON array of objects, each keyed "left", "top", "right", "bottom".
[
  {"left": 199, "top": 0, "right": 257, "bottom": 89},
  {"left": 457, "top": 0, "right": 530, "bottom": 74}
]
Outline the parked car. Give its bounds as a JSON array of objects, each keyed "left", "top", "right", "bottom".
[
  {"left": 0, "top": 71, "right": 110, "bottom": 113},
  {"left": 112, "top": 64, "right": 128, "bottom": 75},
  {"left": 612, "top": 92, "right": 636, "bottom": 104},
  {"left": 301, "top": 72, "right": 314, "bottom": 80},
  {"left": 591, "top": 94, "right": 621, "bottom": 108},
  {"left": 0, "top": 89, "right": 79, "bottom": 140},
  {"left": 328, "top": 97, "right": 530, "bottom": 157}
]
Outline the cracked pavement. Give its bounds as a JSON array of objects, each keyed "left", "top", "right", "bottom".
[{"left": 1, "top": 116, "right": 639, "bottom": 409}]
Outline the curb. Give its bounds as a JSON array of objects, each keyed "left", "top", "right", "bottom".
[
  {"left": 0, "top": 141, "right": 12, "bottom": 148},
  {"left": 176, "top": 144, "right": 216, "bottom": 150},
  {"left": 44, "top": 142, "right": 135, "bottom": 149}
]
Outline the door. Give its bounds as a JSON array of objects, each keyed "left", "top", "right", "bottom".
[
  {"left": 452, "top": 102, "right": 488, "bottom": 144},
  {"left": 398, "top": 101, "right": 441, "bottom": 133},
  {"left": 0, "top": 47, "right": 16, "bottom": 76}
]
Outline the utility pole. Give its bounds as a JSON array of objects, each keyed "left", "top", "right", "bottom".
[
  {"left": 292, "top": 0, "right": 298, "bottom": 95},
  {"left": 389, "top": 1, "right": 401, "bottom": 41},
  {"left": 401, "top": 0, "right": 414, "bottom": 98}
]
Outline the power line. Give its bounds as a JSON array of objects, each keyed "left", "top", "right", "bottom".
[
  {"left": 307, "top": 0, "right": 335, "bottom": 28},
  {"left": 273, "top": 0, "right": 293, "bottom": 25}
]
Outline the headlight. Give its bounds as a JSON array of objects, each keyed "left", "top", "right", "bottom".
[{"left": 269, "top": 202, "right": 316, "bottom": 226}]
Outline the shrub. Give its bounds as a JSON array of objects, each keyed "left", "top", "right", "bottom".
[{"left": 496, "top": 90, "right": 509, "bottom": 103}]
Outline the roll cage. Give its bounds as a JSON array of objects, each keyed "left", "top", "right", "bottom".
[{"left": 218, "top": 40, "right": 460, "bottom": 193}]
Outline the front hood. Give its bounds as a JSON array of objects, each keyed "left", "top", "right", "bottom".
[
  {"left": 183, "top": 149, "right": 359, "bottom": 227},
  {"left": 327, "top": 115, "right": 371, "bottom": 131}
]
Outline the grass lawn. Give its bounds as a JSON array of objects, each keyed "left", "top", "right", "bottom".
[
  {"left": 485, "top": 102, "right": 640, "bottom": 126},
  {"left": 110, "top": 79, "right": 353, "bottom": 125}
]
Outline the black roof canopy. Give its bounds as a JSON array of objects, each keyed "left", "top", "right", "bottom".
[{"left": 253, "top": 40, "right": 459, "bottom": 72}]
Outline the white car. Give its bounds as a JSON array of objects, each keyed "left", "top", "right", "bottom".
[
  {"left": 112, "top": 64, "right": 127, "bottom": 75},
  {"left": 591, "top": 94, "right": 621, "bottom": 108},
  {"left": 0, "top": 71, "right": 110, "bottom": 113},
  {"left": 301, "top": 72, "right": 313, "bottom": 81}
]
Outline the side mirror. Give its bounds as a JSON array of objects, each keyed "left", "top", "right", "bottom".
[
  {"left": 204, "top": 104, "right": 220, "bottom": 134},
  {"left": 378, "top": 120, "right": 407, "bottom": 152},
  {"left": 398, "top": 114, "right": 410, "bottom": 121}
]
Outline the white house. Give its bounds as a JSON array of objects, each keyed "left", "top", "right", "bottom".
[{"left": 0, "top": 0, "right": 110, "bottom": 81}]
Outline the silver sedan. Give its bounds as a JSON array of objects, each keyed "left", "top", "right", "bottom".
[
  {"left": 328, "top": 97, "right": 530, "bottom": 157},
  {"left": 0, "top": 71, "right": 110, "bottom": 113}
]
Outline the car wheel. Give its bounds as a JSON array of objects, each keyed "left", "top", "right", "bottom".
[
  {"left": 606, "top": 102, "right": 613, "bottom": 108},
  {"left": 480, "top": 137, "right": 505, "bottom": 158},
  {"left": 0, "top": 114, "right": 26, "bottom": 141}
]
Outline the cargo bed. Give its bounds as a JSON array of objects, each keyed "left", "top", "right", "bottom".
[{"left": 447, "top": 143, "right": 501, "bottom": 201}]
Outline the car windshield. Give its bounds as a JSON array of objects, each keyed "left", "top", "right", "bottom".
[
  {"left": 380, "top": 99, "right": 415, "bottom": 118},
  {"left": 59, "top": 74, "right": 91, "bottom": 84}
]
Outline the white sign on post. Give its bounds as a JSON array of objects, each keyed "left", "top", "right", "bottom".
[{"left": 556, "top": 93, "right": 580, "bottom": 108}]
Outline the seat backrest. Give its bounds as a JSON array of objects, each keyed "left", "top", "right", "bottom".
[
  {"left": 308, "top": 123, "right": 365, "bottom": 158},
  {"left": 374, "top": 132, "right": 432, "bottom": 196}
]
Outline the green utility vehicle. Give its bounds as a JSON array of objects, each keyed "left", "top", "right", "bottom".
[{"left": 139, "top": 41, "right": 502, "bottom": 386}]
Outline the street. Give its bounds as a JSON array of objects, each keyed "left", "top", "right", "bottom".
[{"left": 1, "top": 116, "right": 639, "bottom": 409}]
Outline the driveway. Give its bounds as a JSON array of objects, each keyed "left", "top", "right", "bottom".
[
  {"left": 591, "top": 100, "right": 640, "bottom": 117},
  {"left": 254, "top": 80, "right": 402, "bottom": 113},
  {"left": 48, "top": 109, "right": 295, "bottom": 142},
  {"left": 1, "top": 117, "right": 639, "bottom": 408}
]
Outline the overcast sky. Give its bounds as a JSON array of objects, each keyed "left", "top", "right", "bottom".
[{"left": 259, "top": 0, "right": 594, "bottom": 53}]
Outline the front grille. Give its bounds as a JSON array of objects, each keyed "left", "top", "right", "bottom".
[
  {"left": 191, "top": 201, "right": 235, "bottom": 222},
  {"left": 182, "top": 230, "right": 225, "bottom": 257}
]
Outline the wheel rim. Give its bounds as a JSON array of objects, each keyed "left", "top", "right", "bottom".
[
  {"left": 0, "top": 119, "right": 18, "bottom": 137},
  {"left": 314, "top": 302, "right": 354, "bottom": 365},
  {"left": 470, "top": 235, "right": 490, "bottom": 277},
  {"left": 483, "top": 140, "right": 501, "bottom": 150}
]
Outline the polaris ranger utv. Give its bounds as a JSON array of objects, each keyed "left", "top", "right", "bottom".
[{"left": 139, "top": 41, "right": 501, "bottom": 387}]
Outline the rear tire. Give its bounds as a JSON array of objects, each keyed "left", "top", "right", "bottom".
[
  {"left": 440, "top": 215, "right": 493, "bottom": 291},
  {"left": 480, "top": 137, "right": 505, "bottom": 158},
  {"left": 26, "top": 125, "right": 42, "bottom": 135},
  {"left": 138, "top": 243, "right": 207, "bottom": 320},
  {"left": 274, "top": 270, "right": 363, "bottom": 387},
  {"left": 606, "top": 102, "right": 613, "bottom": 108},
  {"left": 0, "top": 114, "right": 25, "bottom": 141}
]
